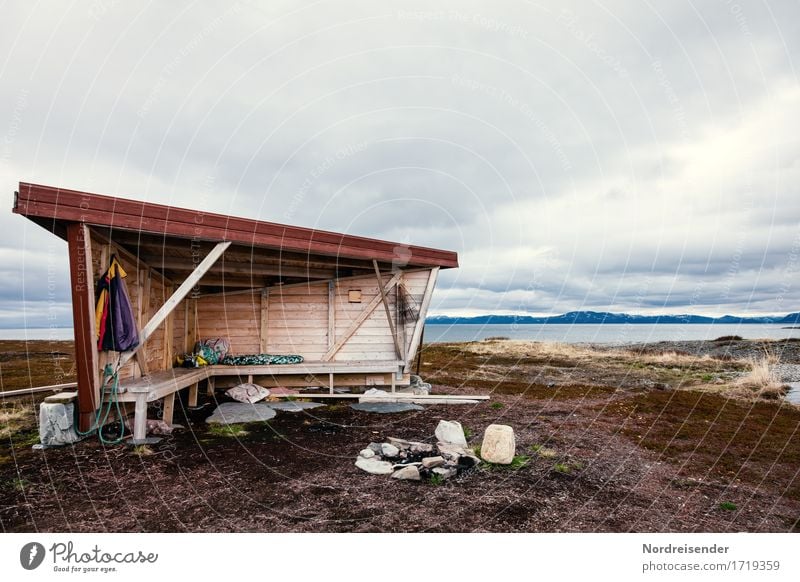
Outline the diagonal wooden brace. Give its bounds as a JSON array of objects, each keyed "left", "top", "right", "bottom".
[
  {"left": 118, "top": 241, "right": 231, "bottom": 369},
  {"left": 373, "top": 260, "right": 403, "bottom": 359},
  {"left": 322, "top": 272, "right": 402, "bottom": 361}
]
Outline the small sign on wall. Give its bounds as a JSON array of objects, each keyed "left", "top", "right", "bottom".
[{"left": 348, "top": 289, "right": 362, "bottom": 303}]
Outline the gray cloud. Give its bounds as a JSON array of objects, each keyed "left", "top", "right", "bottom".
[{"left": 1, "top": 0, "right": 798, "bottom": 327}]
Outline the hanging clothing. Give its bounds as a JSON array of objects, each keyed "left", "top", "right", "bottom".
[{"left": 95, "top": 255, "right": 139, "bottom": 352}]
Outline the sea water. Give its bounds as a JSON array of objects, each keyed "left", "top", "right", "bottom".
[{"left": 423, "top": 323, "right": 800, "bottom": 344}]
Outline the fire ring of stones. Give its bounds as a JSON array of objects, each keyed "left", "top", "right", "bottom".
[{"left": 354, "top": 420, "right": 516, "bottom": 482}]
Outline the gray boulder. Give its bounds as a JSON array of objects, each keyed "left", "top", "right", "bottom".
[
  {"left": 38, "top": 402, "right": 80, "bottom": 446},
  {"left": 355, "top": 456, "right": 394, "bottom": 475},
  {"left": 391, "top": 465, "right": 421, "bottom": 480}
]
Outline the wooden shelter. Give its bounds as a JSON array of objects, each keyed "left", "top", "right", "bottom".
[{"left": 13, "top": 183, "right": 460, "bottom": 442}]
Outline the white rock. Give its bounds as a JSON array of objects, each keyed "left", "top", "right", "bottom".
[
  {"left": 480, "top": 424, "right": 516, "bottom": 464},
  {"left": 391, "top": 465, "right": 421, "bottom": 480},
  {"left": 421, "top": 456, "right": 445, "bottom": 469},
  {"left": 359, "top": 388, "right": 391, "bottom": 403},
  {"left": 226, "top": 383, "right": 270, "bottom": 404},
  {"left": 432, "top": 466, "right": 456, "bottom": 480},
  {"left": 409, "top": 442, "right": 434, "bottom": 454},
  {"left": 355, "top": 456, "right": 394, "bottom": 475},
  {"left": 359, "top": 448, "right": 375, "bottom": 458},
  {"left": 436, "top": 441, "right": 468, "bottom": 460},
  {"left": 392, "top": 462, "right": 422, "bottom": 470},
  {"left": 381, "top": 443, "right": 400, "bottom": 458},
  {"left": 435, "top": 420, "right": 468, "bottom": 447},
  {"left": 387, "top": 437, "right": 412, "bottom": 449}
]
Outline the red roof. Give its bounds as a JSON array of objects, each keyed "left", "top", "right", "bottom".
[{"left": 13, "top": 182, "right": 458, "bottom": 269}]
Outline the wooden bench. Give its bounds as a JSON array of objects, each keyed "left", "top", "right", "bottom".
[{"left": 115, "top": 361, "right": 404, "bottom": 443}]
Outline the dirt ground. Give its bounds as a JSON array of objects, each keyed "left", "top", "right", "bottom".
[{"left": 1, "top": 338, "right": 798, "bottom": 532}]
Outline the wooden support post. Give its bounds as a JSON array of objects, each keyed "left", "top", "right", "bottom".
[
  {"left": 163, "top": 283, "right": 175, "bottom": 369},
  {"left": 67, "top": 223, "right": 100, "bottom": 432},
  {"left": 260, "top": 289, "right": 269, "bottom": 353},
  {"left": 118, "top": 241, "right": 231, "bottom": 368},
  {"left": 404, "top": 268, "right": 439, "bottom": 373},
  {"left": 373, "top": 261, "right": 403, "bottom": 359},
  {"left": 329, "top": 372, "right": 334, "bottom": 395},
  {"left": 185, "top": 298, "right": 197, "bottom": 352},
  {"left": 188, "top": 382, "right": 199, "bottom": 407},
  {"left": 206, "top": 376, "right": 215, "bottom": 397},
  {"left": 327, "top": 280, "right": 335, "bottom": 349},
  {"left": 133, "top": 393, "right": 148, "bottom": 441},
  {"left": 322, "top": 272, "right": 402, "bottom": 361},
  {"left": 135, "top": 270, "right": 152, "bottom": 376},
  {"left": 162, "top": 392, "right": 175, "bottom": 425}
]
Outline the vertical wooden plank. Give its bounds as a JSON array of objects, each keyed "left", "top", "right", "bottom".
[
  {"left": 188, "top": 382, "right": 198, "bottom": 407},
  {"left": 327, "top": 280, "right": 335, "bottom": 349},
  {"left": 260, "top": 289, "right": 269, "bottom": 353},
  {"left": 162, "top": 392, "right": 175, "bottom": 425},
  {"left": 138, "top": 270, "right": 152, "bottom": 375},
  {"left": 185, "top": 298, "right": 197, "bottom": 352},
  {"left": 163, "top": 283, "right": 175, "bottom": 369},
  {"left": 67, "top": 223, "right": 100, "bottom": 432},
  {"left": 404, "top": 267, "right": 439, "bottom": 373}
]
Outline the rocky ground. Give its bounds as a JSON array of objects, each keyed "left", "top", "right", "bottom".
[{"left": 1, "top": 338, "right": 798, "bottom": 532}]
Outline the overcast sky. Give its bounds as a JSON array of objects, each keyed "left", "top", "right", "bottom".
[{"left": 1, "top": 0, "right": 798, "bottom": 327}]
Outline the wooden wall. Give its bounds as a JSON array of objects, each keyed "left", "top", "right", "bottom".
[{"left": 194, "top": 269, "right": 433, "bottom": 363}]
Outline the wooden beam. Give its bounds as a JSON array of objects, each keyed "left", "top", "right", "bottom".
[
  {"left": 373, "top": 261, "right": 402, "bottom": 359},
  {"left": 163, "top": 283, "right": 175, "bottom": 369},
  {"left": 260, "top": 289, "right": 269, "bottom": 352},
  {"left": 404, "top": 267, "right": 439, "bottom": 373},
  {"left": 89, "top": 228, "right": 171, "bottom": 285},
  {"left": 136, "top": 269, "right": 152, "bottom": 376},
  {"left": 322, "top": 272, "right": 402, "bottom": 361},
  {"left": 327, "top": 280, "right": 335, "bottom": 349},
  {"left": 118, "top": 241, "right": 231, "bottom": 368},
  {"left": 184, "top": 298, "right": 197, "bottom": 352},
  {"left": 67, "top": 223, "right": 100, "bottom": 432},
  {"left": 150, "top": 258, "right": 336, "bottom": 279}
]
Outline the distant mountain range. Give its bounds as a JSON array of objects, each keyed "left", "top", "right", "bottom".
[{"left": 426, "top": 311, "right": 800, "bottom": 325}]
